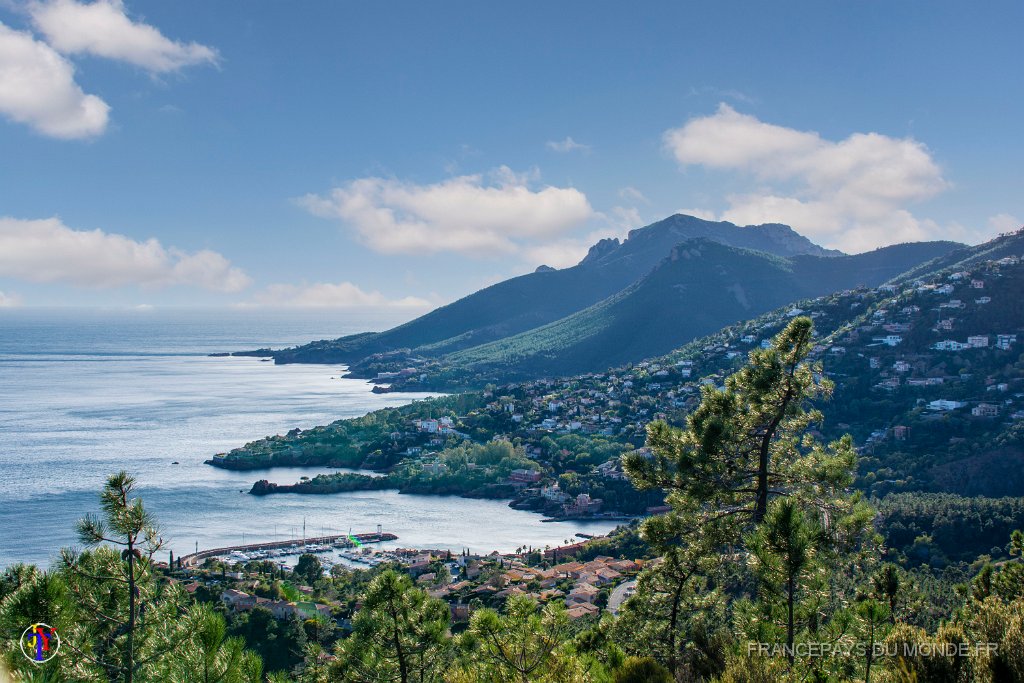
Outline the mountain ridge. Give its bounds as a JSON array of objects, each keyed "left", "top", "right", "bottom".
[
  {"left": 435, "top": 238, "right": 963, "bottom": 379},
  {"left": 267, "top": 215, "right": 961, "bottom": 373},
  {"left": 271, "top": 214, "right": 848, "bottom": 364}
]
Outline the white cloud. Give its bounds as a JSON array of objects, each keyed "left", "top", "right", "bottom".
[
  {"left": 0, "top": 290, "right": 21, "bottom": 307},
  {"left": 607, "top": 205, "right": 644, "bottom": 232},
  {"left": 298, "top": 167, "right": 594, "bottom": 257},
  {"left": 988, "top": 213, "right": 1022, "bottom": 235},
  {"left": 663, "top": 104, "right": 960, "bottom": 251},
  {"left": 521, "top": 238, "right": 593, "bottom": 270},
  {"left": 248, "top": 282, "right": 433, "bottom": 309},
  {"left": 30, "top": 0, "right": 218, "bottom": 73},
  {"left": 546, "top": 136, "right": 591, "bottom": 153},
  {"left": 618, "top": 186, "right": 650, "bottom": 204},
  {"left": 522, "top": 211, "right": 641, "bottom": 270},
  {"left": 0, "top": 217, "right": 250, "bottom": 291},
  {"left": 0, "top": 22, "right": 109, "bottom": 138}
]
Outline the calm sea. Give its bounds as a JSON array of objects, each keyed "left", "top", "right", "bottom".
[{"left": 0, "top": 309, "right": 616, "bottom": 569}]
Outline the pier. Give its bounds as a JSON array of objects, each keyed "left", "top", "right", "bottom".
[{"left": 179, "top": 531, "right": 397, "bottom": 567}]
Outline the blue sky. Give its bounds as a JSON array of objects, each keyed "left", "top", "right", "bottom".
[{"left": 1, "top": 1, "right": 1021, "bottom": 310}]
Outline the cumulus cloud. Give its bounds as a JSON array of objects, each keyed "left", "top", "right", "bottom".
[
  {"left": 0, "top": 217, "right": 250, "bottom": 291},
  {"left": 663, "top": 104, "right": 959, "bottom": 251},
  {"left": 29, "top": 0, "right": 218, "bottom": 73},
  {"left": 546, "top": 136, "right": 591, "bottom": 153},
  {"left": 298, "top": 167, "right": 594, "bottom": 257},
  {"left": 0, "top": 22, "right": 109, "bottom": 138},
  {"left": 0, "top": 290, "right": 21, "bottom": 307},
  {"left": 248, "top": 282, "right": 433, "bottom": 309}
]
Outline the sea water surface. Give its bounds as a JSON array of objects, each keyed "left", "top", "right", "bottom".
[{"left": 0, "top": 309, "right": 617, "bottom": 569}]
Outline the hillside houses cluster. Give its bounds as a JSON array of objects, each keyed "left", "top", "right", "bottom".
[
  {"left": 813, "top": 254, "right": 1024, "bottom": 446},
  {"left": 481, "top": 556, "right": 643, "bottom": 620},
  {"left": 932, "top": 334, "right": 1016, "bottom": 352},
  {"left": 204, "top": 537, "right": 645, "bottom": 635},
  {"left": 409, "top": 552, "right": 644, "bottom": 620}
]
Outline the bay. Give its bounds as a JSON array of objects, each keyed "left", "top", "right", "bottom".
[{"left": 0, "top": 308, "right": 618, "bottom": 569}]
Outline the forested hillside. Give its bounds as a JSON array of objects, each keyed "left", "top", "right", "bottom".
[{"left": 440, "top": 238, "right": 962, "bottom": 379}]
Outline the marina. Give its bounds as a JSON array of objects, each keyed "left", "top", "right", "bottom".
[{"left": 180, "top": 529, "right": 397, "bottom": 568}]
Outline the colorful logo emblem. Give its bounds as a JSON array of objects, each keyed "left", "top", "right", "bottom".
[{"left": 20, "top": 622, "right": 60, "bottom": 664}]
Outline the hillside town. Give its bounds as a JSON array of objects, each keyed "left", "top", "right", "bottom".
[{"left": 160, "top": 527, "right": 649, "bottom": 667}]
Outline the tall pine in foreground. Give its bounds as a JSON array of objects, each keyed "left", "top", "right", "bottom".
[
  {"left": 622, "top": 317, "right": 877, "bottom": 680},
  {"left": 625, "top": 316, "right": 860, "bottom": 532}
]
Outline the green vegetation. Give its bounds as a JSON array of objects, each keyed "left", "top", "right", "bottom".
[
  {"left": 876, "top": 493, "right": 1024, "bottom": 566},
  {"left": 441, "top": 239, "right": 958, "bottom": 382},
  {"left": 391, "top": 440, "right": 536, "bottom": 496},
  {"left": 625, "top": 316, "right": 861, "bottom": 524},
  {"left": 453, "top": 595, "right": 590, "bottom": 681},
  {"left": 294, "top": 555, "right": 323, "bottom": 586},
  {"left": 615, "top": 318, "right": 875, "bottom": 679},
  {"left": 328, "top": 570, "right": 451, "bottom": 682},
  {"left": 254, "top": 441, "right": 538, "bottom": 499},
  {"left": 211, "top": 393, "right": 485, "bottom": 471}
]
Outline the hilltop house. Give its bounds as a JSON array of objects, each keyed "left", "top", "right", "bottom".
[{"left": 972, "top": 403, "right": 1000, "bottom": 417}]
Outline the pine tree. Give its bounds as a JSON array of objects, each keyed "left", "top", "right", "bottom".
[
  {"left": 455, "top": 595, "right": 585, "bottom": 683},
  {"left": 622, "top": 318, "right": 876, "bottom": 678},
  {"left": 59, "top": 471, "right": 190, "bottom": 683},
  {"left": 1011, "top": 529, "right": 1024, "bottom": 559},
  {"left": 855, "top": 599, "right": 890, "bottom": 683},
  {"left": 330, "top": 569, "right": 450, "bottom": 683},
  {"left": 0, "top": 565, "right": 68, "bottom": 677},
  {"left": 168, "top": 602, "right": 263, "bottom": 682},
  {"left": 0, "top": 472, "right": 265, "bottom": 682},
  {"left": 612, "top": 516, "right": 727, "bottom": 677},
  {"left": 625, "top": 317, "right": 857, "bottom": 533},
  {"left": 746, "top": 498, "right": 823, "bottom": 664},
  {"left": 871, "top": 563, "right": 903, "bottom": 624},
  {"left": 611, "top": 656, "right": 673, "bottom": 683},
  {"left": 294, "top": 554, "right": 323, "bottom": 586}
]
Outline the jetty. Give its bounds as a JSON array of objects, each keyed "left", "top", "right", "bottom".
[{"left": 179, "top": 531, "right": 397, "bottom": 567}]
